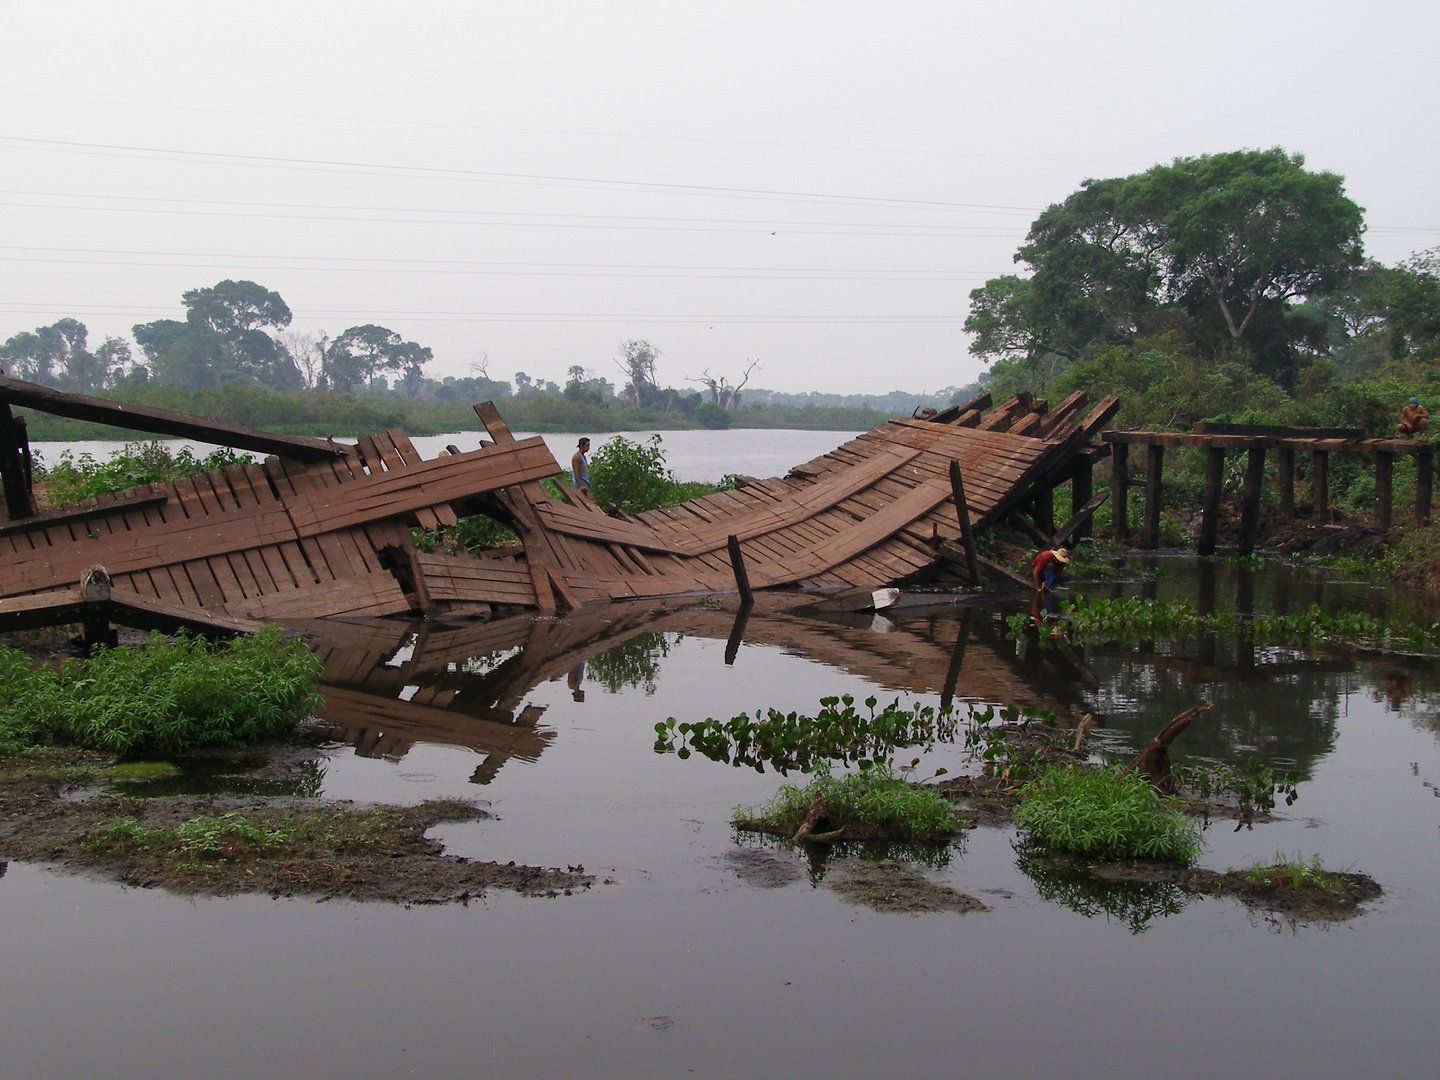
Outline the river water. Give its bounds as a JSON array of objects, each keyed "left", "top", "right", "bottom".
[
  {"left": 5, "top": 431, "right": 1440, "bottom": 1077},
  {"left": 3, "top": 556, "right": 1440, "bottom": 1079},
  {"left": 29, "top": 428, "right": 862, "bottom": 485}
]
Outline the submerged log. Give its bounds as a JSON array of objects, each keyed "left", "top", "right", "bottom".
[{"left": 1127, "top": 704, "right": 1213, "bottom": 794}]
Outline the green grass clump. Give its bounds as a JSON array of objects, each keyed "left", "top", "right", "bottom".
[
  {"left": 1014, "top": 765, "right": 1202, "bottom": 863},
  {"left": 735, "top": 767, "right": 963, "bottom": 840},
  {"left": 1243, "top": 853, "right": 1347, "bottom": 894},
  {"left": 0, "top": 628, "right": 322, "bottom": 757}
]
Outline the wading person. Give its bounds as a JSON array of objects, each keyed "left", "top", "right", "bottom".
[
  {"left": 1398, "top": 398, "right": 1429, "bottom": 437},
  {"left": 1029, "top": 546, "right": 1070, "bottom": 592},
  {"left": 571, "top": 437, "right": 591, "bottom": 493}
]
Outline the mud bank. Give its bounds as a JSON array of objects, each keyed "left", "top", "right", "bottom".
[{"left": 0, "top": 746, "right": 590, "bottom": 904}]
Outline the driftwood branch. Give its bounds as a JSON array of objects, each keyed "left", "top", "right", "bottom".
[{"left": 1126, "top": 704, "right": 1213, "bottom": 793}]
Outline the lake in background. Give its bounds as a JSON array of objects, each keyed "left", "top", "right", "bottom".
[{"left": 29, "top": 429, "right": 863, "bottom": 485}]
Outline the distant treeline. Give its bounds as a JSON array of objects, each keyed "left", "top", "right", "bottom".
[{"left": 17, "top": 383, "right": 902, "bottom": 441}]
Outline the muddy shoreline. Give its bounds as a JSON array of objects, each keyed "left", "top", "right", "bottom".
[{"left": 0, "top": 744, "right": 590, "bottom": 905}]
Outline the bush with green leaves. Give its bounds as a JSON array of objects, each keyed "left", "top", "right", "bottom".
[
  {"left": 1014, "top": 764, "right": 1202, "bottom": 863},
  {"left": 586, "top": 434, "right": 733, "bottom": 514},
  {"left": 40, "top": 440, "right": 254, "bottom": 506},
  {"left": 0, "top": 627, "right": 322, "bottom": 757}
]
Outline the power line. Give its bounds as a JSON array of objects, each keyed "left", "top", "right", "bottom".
[{"left": 0, "top": 134, "right": 1042, "bottom": 213}]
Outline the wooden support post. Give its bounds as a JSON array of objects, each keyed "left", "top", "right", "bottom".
[
  {"left": 947, "top": 460, "right": 982, "bottom": 587},
  {"left": 1312, "top": 450, "right": 1330, "bottom": 523},
  {"left": 1375, "top": 451, "right": 1394, "bottom": 531},
  {"left": 1198, "top": 447, "right": 1225, "bottom": 556},
  {"left": 727, "top": 534, "right": 753, "bottom": 603},
  {"left": 0, "top": 402, "right": 35, "bottom": 520},
  {"left": 1277, "top": 448, "right": 1295, "bottom": 520},
  {"left": 1141, "top": 444, "right": 1164, "bottom": 550},
  {"left": 1238, "top": 448, "right": 1266, "bottom": 555},
  {"left": 1111, "top": 442, "right": 1130, "bottom": 543},
  {"left": 1031, "top": 485, "right": 1054, "bottom": 534},
  {"left": 1418, "top": 451, "right": 1433, "bottom": 526},
  {"left": 1071, "top": 460, "right": 1094, "bottom": 541}
]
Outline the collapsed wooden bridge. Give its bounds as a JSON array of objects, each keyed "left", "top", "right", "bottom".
[{"left": 0, "top": 374, "right": 1117, "bottom": 634}]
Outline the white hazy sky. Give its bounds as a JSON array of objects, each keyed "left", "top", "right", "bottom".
[{"left": 0, "top": 0, "right": 1436, "bottom": 395}]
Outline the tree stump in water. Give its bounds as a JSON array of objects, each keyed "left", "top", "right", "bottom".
[
  {"left": 1127, "top": 704, "right": 1212, "bottom": 794},
  {"left": 792, "top": 793, "right": 843, "bottom": 843}
]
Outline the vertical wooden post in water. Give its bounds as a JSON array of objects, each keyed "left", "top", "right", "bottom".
[
  {"left": 1111, "top": 442, "right": 1130, "bottom": 542},
  {"left": 1031, "top": 485, "right": 1054, "bottom": 534},
  {"left": 727, "top": 534, "right": 753, "bottom": 604},
  {"left": 948, "top": 460, "right": 982, "bottom": 587},
  {"left": 1071, "top": 460, "right": 1094, "bottom": 541},
  {"left": 1375, "top": 451, "right": 1394, "bottom": 530},
  {"left": 1312, "top": 450, "right": 1331, "bottom": 524},
  {"left": 1198, "top": 446, "right": 1225, "bottom": 556},
  {"left": 1239, "top": 448, "right": 1266, "bottom": 555},
  {"left": 1277, "top": 448, "right": 1295, "bottom": 520},
  {"left": 1142, "top": 443, "right": 1164, "bottom": 550},
  {"left": 1418, "top": 451, "right": 1434, "bottom": 526}
]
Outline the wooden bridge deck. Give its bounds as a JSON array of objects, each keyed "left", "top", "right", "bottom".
[{"left": 0, "top": 384, "right": 1117, "bottom": 629}]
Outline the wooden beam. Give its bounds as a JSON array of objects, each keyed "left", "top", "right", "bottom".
[
  {"left": 1111, "top": 442, "right": 1130, "bottom": 542},
  {"left": 1070, "top": 458, "right": 1094, "bottom": 541},
  {"left": 0, "top": 402, "right": 36, "bottom": 520},
  {"left": 727, "top": 534, "right": 754, "bottom": 603},
  {"left": 948, "top": 460, "right": 982, "bottom": 587},
  {"left": 1312, "top": 450, "right": 1331, "bottom": 523},
  {"left": 0, "top": 375, "right": 353, "bottom": 462},
  {"left": 1238, "top": 447, "right": 1265, "bottom": 555},
  {"left": 1007, "top": 510, "right": 1053, "bottom": 549},
  {"left": 1375, "top": 451, "right": 1394, "bottom": 531},
  {"left": 1031, "top": 485, "right": 1054, "bottom": 534},
  {"left": 1141, "top": 444, "right": 1164, "bottom": 550},
  {"left": 1198, "top": 447, "right": 1225, "bottom": 556},
  {"left": 1277, "top": 448, "right": 1295, "bottom": 520},
  {"left": 1418, "top": 451, "right": 1433, "bottom": 526},
  {"left": 723, "top": 600, "right": 753, "bottom": 666},
  {"left": 1193, "top": 422, "right": 1363, "bottom": 439},
  {"left": 1052, "top": 490, "right": 1110, "bottom": 550},
  {"left": 0, "top": 490, "right": 167, "bottom": 540},
  {"left": 930, "top": 392, "right": 991, "bottom": 425}
]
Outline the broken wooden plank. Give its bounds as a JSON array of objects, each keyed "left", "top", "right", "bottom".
[
  {"left": 0, "top": 489, "right": 168, "bottom": 539},
  {"left": 0, "top": 375, "right": 354, "bottom": 462}
]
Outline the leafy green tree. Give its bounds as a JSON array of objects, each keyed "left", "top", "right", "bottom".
[
  {"left": 323, "top": 324, "right": 431, "bottom": 393},
  {"left": 967, "top": 148, "right": 1365, "bottom": 383},
  {"left": 616, "top": 339, "right": 661, "bottom": 407},
  {"left": 134, "top": 280, "right": 300, "bottom": 389},
  {"left": 0, "top": 318, "right": 95, "bottom": 387}
]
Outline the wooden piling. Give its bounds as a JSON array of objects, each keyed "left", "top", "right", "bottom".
[
  {"left": 727, "top": 534, "right": 753, "bottom": 603},
  {"left": 1238, "top": 448, "right": 1266, "bottom": 555},
  {"left": 1198, "top": 447, "right": 1225, "bottom": 556},
  {"left": 1111, "top": 442, "right": 1130, "bottom": 542},
  {"left": 1141, "top": 444, "right": 1164, "bottom": 550},
  {"left": 1375, "top": 451, "right": 1394, "bottom": 530},
  {"left": 1418, "top": 451, "right": 1434, "bottom": 526},
  {"left": 948, "top": 460, "right": 982, "bottom": 586},
  {"left": 1031, "top": 485, "right": 1054, "bottom": 534},
  {"left": 1071, "top": 460, "right": 1094, "bottom": 541},
  {"left": 0, "top": 402, "right": 34, "bottom": 520},
  {"left": 1312, "top": 450, "right": 1330, "bottom": 523},
  {"left": 1277, "top": 448, "right": 1295, "bottom": 520}
]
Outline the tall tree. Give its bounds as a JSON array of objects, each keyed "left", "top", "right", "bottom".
[
  {"left": 966, "top": 148, "right": 1365, "bottom": 382},
  {"left": 616, "top": 339, "right": 661, "bottom": 407}
]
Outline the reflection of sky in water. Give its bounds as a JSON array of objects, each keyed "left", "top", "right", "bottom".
[{"left": 4, "top": 588, "right": 1440, "bottom": 1077}]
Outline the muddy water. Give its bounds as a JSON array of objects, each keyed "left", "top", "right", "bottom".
[{"left": 4, "top": 563, "right": 1440, "bottom": 1078}]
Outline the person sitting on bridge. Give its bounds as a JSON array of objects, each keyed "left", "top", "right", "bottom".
[
  {"left": 571, "top": 437, "right": 592, "bottom": 492},
  {"left": 1029, "top": 547, "right": 1071, "bottom": 592},
  {"left": 1398, "top": 398, "right": 1429, "bottom": 437}
]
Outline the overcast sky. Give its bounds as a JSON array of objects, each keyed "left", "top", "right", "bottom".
[{"left": 0, "top": 1, "right": 1436, "bottom": 395}]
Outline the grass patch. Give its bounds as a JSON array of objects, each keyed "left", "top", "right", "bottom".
[
  {"left": 734, "top": 767, "right": 964, "bottom": 842},
  {"left": 0, "top": 627, "right": 322, "bottom": 757},
  {"left": 104, "top": 761, "right": 181, "bottom": 782},
  {"left": 1014, "top": 764, "right": 1202, "bottom": 863},
  {"left": 1242, "top": 853, "right": 1355, "bottom": 896}
]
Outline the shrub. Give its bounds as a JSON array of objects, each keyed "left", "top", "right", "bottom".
[
  {"left": 735, "top": 766, "right": 963, "bottom": 840},
  {"left": 39, "top": 441, "right": 255, "bottom": 506},
  {"left": 1014, "top": 764, "right": 1201, "bottom": 863},
  {"left": 0, "top": 628, "right": 323, "bottom": 757}
]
